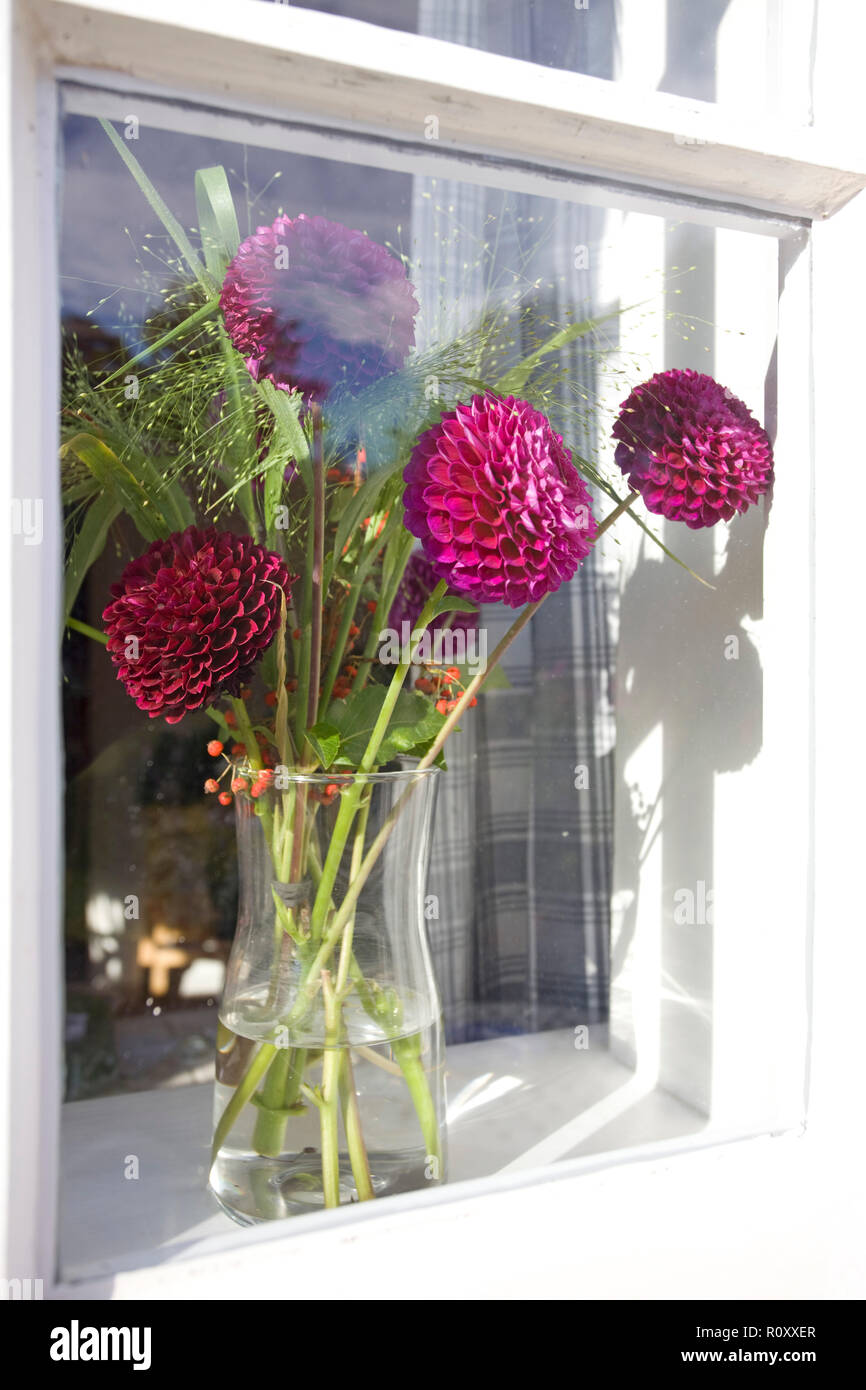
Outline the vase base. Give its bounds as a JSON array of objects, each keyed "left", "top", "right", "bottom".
[{"left": 209, "top": 1147, "right": 442, "bottom": 1225}]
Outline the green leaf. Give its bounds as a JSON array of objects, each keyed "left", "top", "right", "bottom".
[
  {"left": 456, "top": 661, "right": 511, "bottom": 693},
  {"left": 330, "top": 459, "right": 405, "bottom": 568},
  {"left": 204, "top": 707, "right": 231, "bottom": 742},
  {"left": 64, "top": 489, "right": 121, "bottom": 623},
  {"left": 62, "top": 433, "right": 169, "bottom": 542},
  {"left": 409, "top": 735, "right": 449, "bottom": 770},
  {"left": 207, "top": 331, "right": 261, "bottom": 533},
  {"left": 306, "top": 722, "right": 342, "bottom": 770},
  {"left": 427, "top": 594, "right": 478, "bottom": 621},
  {"left": 99, "top": 119, "right": 216, "bottom": 294},
  {"left": 137, "top": 454, "right": 195, "bottom": 532},
  {"left": 327, "top": 686, "right": 446, "bottom": 768},
  {"left": 256, "top": 381, "right": 311, "bottom": 495},
  {"left": 194, "top": 166, "right": 241, "bottom": 280}
]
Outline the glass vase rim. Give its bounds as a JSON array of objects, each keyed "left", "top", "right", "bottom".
[{"left": 230, "top": 760, "right": 441, "bottom": 785}]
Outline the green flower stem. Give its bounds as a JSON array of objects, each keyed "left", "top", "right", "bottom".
[
  {"left": 211, "top": 1042, "right": 276, "bottom": 1166},
  {"left": 351, "top": 526, "right": 414, "bottom": 695},
  {"left": 98, "top": 297, "right": 220, "bottom": 387},
  {"left": 251, "top": 1046, "right": 294, "bottom": 1156},
  {"left": 65, "top": 618, "right": 108, "bottom": 645},
  {"left": 250, "top": 1044, "right": 308, "bottom": 1156},
  {"left": 230, "top": 695, "right": 275, "bottom": 850},
  {"left": 317, "top": 513, "right": 399, "bottom": 717},
  {"left": 335, "top": 792, "right": 372, "bottom": 999},
  {"left": 320, "top": 972, "right": 343, "bottom": 1208},
  {"left": 230, "top": 695, "right": 262, "bottom": 769},
  {"left": 293, "top": 518, "right": 315, "bottom": 753},
  {"left": 307, "top": 402, "right": 325, "bottom": 735},
  {"left": 393, "top": 1034, "right": 441, "bottom": 1166},
  {"left": 358, "top": 585, "right": 446, "bottom": 776},
  {"left": 339, "top": 1051, "right": 374, "bottom": 1202},
  {"left": 308, "top": 580, "right": 446, "bottom": 945}
]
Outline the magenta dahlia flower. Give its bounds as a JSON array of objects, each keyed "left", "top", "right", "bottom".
[
  {"left": 388, "top": 551, "right": 479, "bottom": 634},
  {"left": 402, "top": 395, "right": 596, "bottom": 608},
  {"left": 612, "top": 368, "right": 773, "bottom": 529},
  {"left": 103, "top": 527, "right": 291, "bottom": 724},
  {"left": 220, "top": 214, "right": 418, "bottom": 400}
]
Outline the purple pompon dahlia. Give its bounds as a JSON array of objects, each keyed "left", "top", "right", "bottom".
[
  {"left": 103, "top": 527, "right": 292, "bottom": 724},
  {"left": 388, "top": 550, "right": 479, "bottom": 635},
  {"left": 220, "top": 214, "right": 419, "bottom": 400},
  {"left": 402, "top": 395, "right": 596, "bottom": 608},
  {"left": 612, "top": 368, "right": 774, "bottom": 529}
]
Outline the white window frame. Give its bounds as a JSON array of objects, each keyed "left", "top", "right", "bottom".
[{"left": 1, "top": 0, "right": 864, "bottom": 1298}]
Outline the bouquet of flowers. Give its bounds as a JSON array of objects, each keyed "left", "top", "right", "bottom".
[{"left": 62, "top": 123, "right": 774, "bottom": 1221}]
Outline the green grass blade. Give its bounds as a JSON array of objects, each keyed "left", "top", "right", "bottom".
[
  {"left": 66, "top": 617, "right": 109, "bottom": 645},
  {"left": 63, "top": 432, "right": 169, "bottom": 542},
  {"left": 195, "top": 166, "right": 241, "bottom": 279},
  {"left": 64, "top": 490, "right": 121, "bottom": 623},
  {"left": 494, "top": 304, "right": 638, "bottom": 398},
  {"left": 256, "top": 381, "right": 312, "bottom": 494},
  {"left": 99, "top": 297, "right": 219, "bottom": 387},
  {"left": 99, "top": 118, "right": 216, "bottom": 294}
]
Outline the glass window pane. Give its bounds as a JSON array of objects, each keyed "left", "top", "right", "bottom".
[
  {"left": 259, "top": 0, "right": 815, "bottom": 123},
  {"left": 59, "top": 97, "right": 792, "bottom": 1277}
]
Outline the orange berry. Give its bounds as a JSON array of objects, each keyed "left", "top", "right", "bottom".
[
  {"left": 204, "top": 778, "right": 219, "bottom": 794},
  {"left": 265, "top": 691, "right": 277, "bottom": 707},
  {"left": 349, "top": 623, "right": 360, "bottom": 638},
  {"left": 327, "top": 468, "right": 342, "bottom": 481},
  {"left": 231, "top": 777, "right": 247, "bottom": 793},
  {"left": 207, "top": 739, "right": 223, "bottom": 757},
  {"left": 292, "top": 628, "right": 301, "bottom": 641},
  {"left": 435, "top": 699, "right": 448, "bottom": 715},
  {"left": 344, "top": 664, "right": 358, "bottom": 678},
  {"left": 218, "top": 791, "right": 232, "bottom": 806},
  {"left": 286, "top": 677, "right": 298, "bottom": 693},
  {"left": 469, "top": 696, "right": 478, "bottom": 707},
  {"left": 225, "top": 711, "right": 237, "bottom": 728},
  {"left": 446, "top": 666, "right": 460, "bottom": 681},
  {"left": 366, "top": 600, "right": 377, "bottom": 613},
  {"left": 231, "top": 742, "right": 245, "bottom": 756},
  {"left": 240, "top": 687, "right": 252, "bottom": 701},
  {"left": 325, "top": 783, "right": 338, "bottom": 797}
]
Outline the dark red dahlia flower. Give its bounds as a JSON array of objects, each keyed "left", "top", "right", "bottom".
[
  {"left": 103, "top": 527, "right": 292, "bottom": 724},
  {"left": 612, "top": 368, "right": 774, "bottom": 529},
  {"left": 388, "top": 550, "right": 478, "bottom": 635},
  {"left": 402, "top": 395, "right": 596, "bottom": 608},
  {"left": 220, "top": 214, "right": 418, "bottom": 400}
]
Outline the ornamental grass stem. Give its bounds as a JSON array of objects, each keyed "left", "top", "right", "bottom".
[
  {"left": 339, "top": 1051, "right": 374, "bottom": 1202},
  {"left": 308, "top": 402, "right": 325, "bottom": 734},
  {"left": 319, "top": 972, "right": 342, "bottom": 1208}
]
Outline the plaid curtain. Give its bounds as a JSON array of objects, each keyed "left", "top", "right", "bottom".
[{"left": 416, "top": 0, "right": 619, "bottom": 1044}]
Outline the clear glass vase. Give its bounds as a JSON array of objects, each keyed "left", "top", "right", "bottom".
[{"left": 209, "top": 765, "right": 445, "bottom": 1224}]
